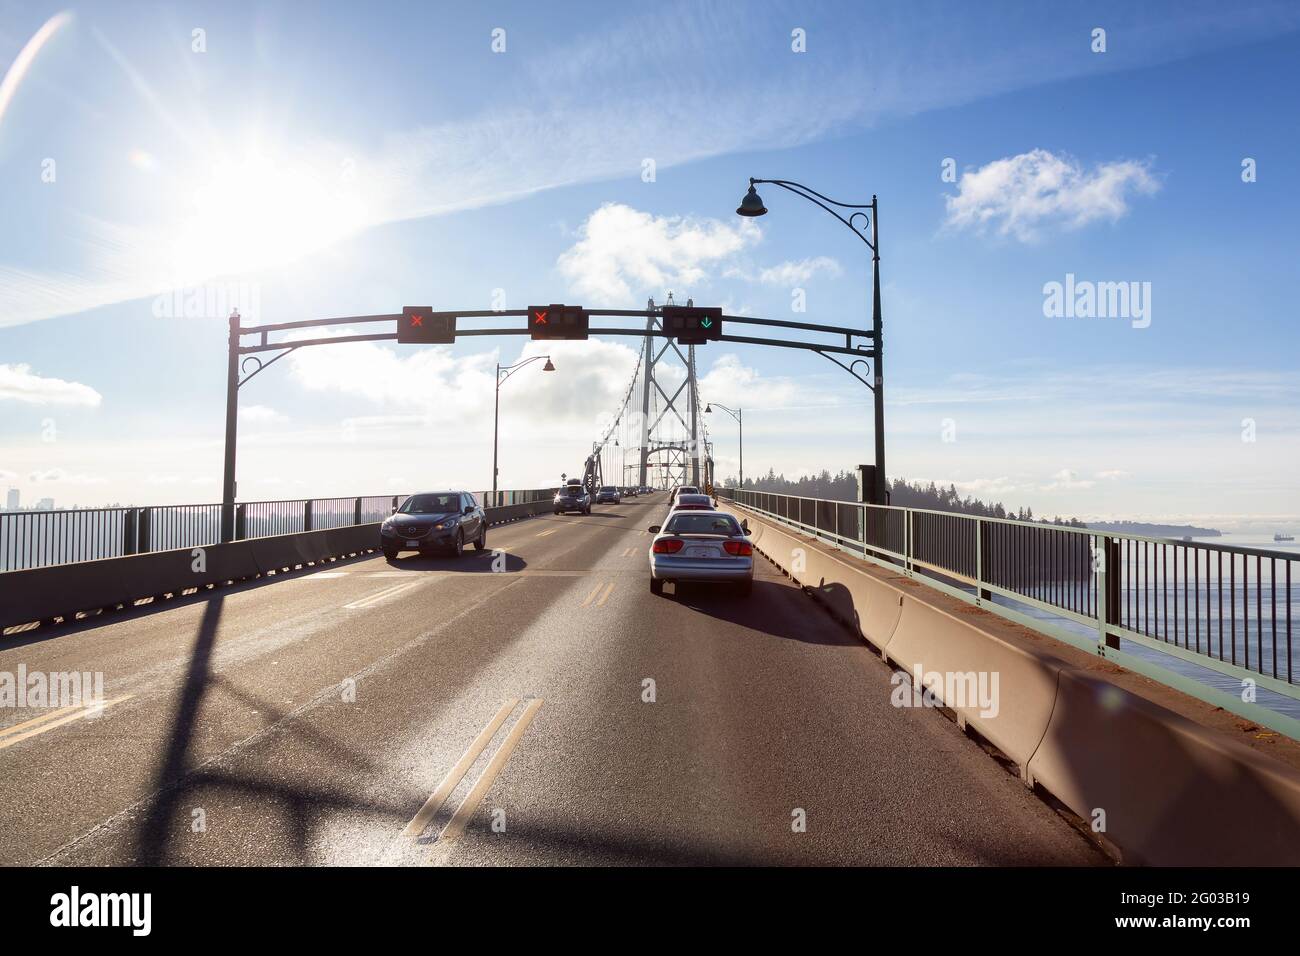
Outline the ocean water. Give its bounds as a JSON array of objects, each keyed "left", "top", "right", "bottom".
[{"left": 981, "top": 535, "right": 1300, "bottom": 722}]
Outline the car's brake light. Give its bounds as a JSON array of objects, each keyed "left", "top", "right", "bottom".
[
  {"left": 652, "top": 538, "right": 684, "bottom": 554},
  {"left": 724, "top": 540, "right": 752, "bottom": 556}
]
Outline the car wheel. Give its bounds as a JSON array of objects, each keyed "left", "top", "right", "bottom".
[
  {"left": 382, "top": 546, "right": 398, "bottom": 561},
  {"left": 737, "top": 578, "right": 753, "bottom": 597},
  {"left": 452, "top": 531, "right": 464, "bottom": 558},
  {"left": 474, "top": 525, "right": 487, "bottom": 551},
  {"left": 650, "top": 578, "right": 664, "bottom": 596}
]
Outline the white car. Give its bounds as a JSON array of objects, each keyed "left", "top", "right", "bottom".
[{"left": 647, "top": 510, "right": 753, "bottom": 597}]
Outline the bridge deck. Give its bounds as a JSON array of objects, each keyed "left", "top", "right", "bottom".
[{"left": 0, "top": 498, "right": 1103, "bottom": 866}]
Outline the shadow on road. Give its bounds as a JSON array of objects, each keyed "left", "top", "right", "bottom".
[
  {"left": 383, "top": 551, "right": 528, "bottom": 572},
  {"left": 130, "top": 595, "right": 416, "bottom": 865},
  {"left": 666, "top": 579, "right": 862, "bottom": 648}
]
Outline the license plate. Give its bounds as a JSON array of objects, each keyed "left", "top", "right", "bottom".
[
  {"left": 686, "top": 547, "right": 715, "bottom": 557},
  {"left": 405, "top": 540, "right": 420, "bottom": 548}
]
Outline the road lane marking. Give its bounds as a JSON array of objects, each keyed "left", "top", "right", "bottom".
[
  {"left": 401, "top": 699, "right": 519, "bottom": 840},
  {"left": 580, "top": 581, "right": 616, "bottom": 607},
  {"left": 438, "top": 698, "right": 543, "bottom": 843},
  {"left": 535, "top": 528, "right": 558, "bottom": 538},
  {"left": 305, "top": 571, "right": 349, "bottom": 579},
  {"left": 0, "top": 701, "right": 86, "bottom": 738},
  {"left": 0, "top": 695, "right": 134, "bottom": 750},
  {"left": 344, "top": 578, "right": 426, "bottom": 609}
]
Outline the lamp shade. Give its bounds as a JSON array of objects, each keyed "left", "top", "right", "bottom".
[{"left": 736, "top": 184, "right": 767, "bottom": 217}]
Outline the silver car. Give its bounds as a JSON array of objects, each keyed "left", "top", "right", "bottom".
[{"left": 647, "top": 510, "right": 753, "bottom": 597}]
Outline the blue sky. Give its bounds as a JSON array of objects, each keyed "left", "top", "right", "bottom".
[{"left": 1, "top": 0, "right": 1298, "bottom": 530}]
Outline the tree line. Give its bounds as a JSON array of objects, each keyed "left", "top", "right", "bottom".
[{"left": 723, "top": 468, "right": 1085, "bottom": 527}]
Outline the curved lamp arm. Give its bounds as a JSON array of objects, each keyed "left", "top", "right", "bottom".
[
  {"left": 707, "top": 402, "right": 742, "bottom": 423},
  {"left": 750, "top": 178, "right": 877, "bottom": 255},
  {"left": 497, "top": 354, "right": 552, "bottom": 386}
]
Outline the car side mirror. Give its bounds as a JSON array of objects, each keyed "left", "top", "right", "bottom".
[
  {"left": 464, "top": 505, "right": 474, "bottom": 515},
  {"left": 741, "top": 519, "right": 750, "bottom": 533},
  {"left": 648, "top": 525, "right": 661, "bottom": 534},
  {"left": 391, "top": 506, "right": 398, "bottom": 515}
]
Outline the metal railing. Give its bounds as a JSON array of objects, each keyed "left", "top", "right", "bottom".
[
  {"left": 0, "top": 488, "right": 557, "bottom": 572},
  {"left": 717, "top": 488, "right": 1299, "bottom": 703}
]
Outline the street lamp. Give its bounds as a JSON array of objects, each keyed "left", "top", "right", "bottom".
[
  {"left": 493, "top": 355, "right": 555, "bottom": 504},
  {"left": 736, "top": 177, "right": 886, "bottom": 505},
  {"left": 704, "top": 403, "right": 743, "bottom": 490}
]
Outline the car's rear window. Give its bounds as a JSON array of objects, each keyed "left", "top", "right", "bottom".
[
  {"left": 675, "top": 495, "right": 711, "bottom": 506},
  {"left": 401, "top": 493, "right": 459, "bottom": 514},
  {"left": 665, "top": 513, "right": 742, "bottom": 536}
]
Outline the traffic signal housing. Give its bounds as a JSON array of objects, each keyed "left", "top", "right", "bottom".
[
  {"left": 397, "top": 306, "right": 456, "bottom": 344},
  {"left": 662, "top": 306, "right": 722, "bottom": 345},
  {"left": 529, "top": 304, "right": 589, "bottom": 340}
]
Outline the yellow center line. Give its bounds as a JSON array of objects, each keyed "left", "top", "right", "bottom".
[
  {"left": 595, "top": 581, "right": 616, "bottom": 607},
  {"left": 579, "top": 583, "right": 602, "bottom": 607},
  {"left": 0, "top": 695, "right": 135, "bottom": 750},
  {"left": 535, "top": 528, "right": 558, "bottom": 538},
  {"left": 400, "top": 698, "right": 519, "bottom": 839},
  {"left": 0, "top": 701, "right": 87, "bottom": 739},
  {"left": 438, "top": 698, "right": 543, "bottom": 844}
]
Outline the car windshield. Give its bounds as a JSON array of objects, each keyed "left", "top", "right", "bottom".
[
  {"left": 600, "top": 486, "right": 616, "bottom": 492},
  {"left": 665, "top": 513, "right": 742, "bottom": 536},
  {"left": 400, "top": 493, "right": 460, "bottom": 514}
]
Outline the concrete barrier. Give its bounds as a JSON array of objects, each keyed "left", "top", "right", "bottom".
[
  {"left": 884, "top": 594, "right": 1064, "bottom": 770},
  {"left": 249, "top": 532, "right": 308, "bottom": 574},
  {"left": 725, "top": 501, "right": 1300, "bottom": 865},
  {"left": 1027, "top": 668, "right": 1300, "bottom": 864},
  {"left": 118, "top": 541, "right": 260, "bottom": 596},
  {"left": 0, "top": 558, "right": 128, "bottom": 627},
  {"left": 1, "top": 524, "right": 382, "bottom": 632}
]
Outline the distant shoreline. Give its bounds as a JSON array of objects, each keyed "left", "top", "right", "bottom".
[{"left": 1086, "top": 521, "right": 1222, "bottom": 538}]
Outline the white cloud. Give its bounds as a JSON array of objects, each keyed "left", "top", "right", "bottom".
[
  {"left": 239, "top": 404, "right": 287, "bottom": 424},
  {"left": 27, "top": 468, "right": 107, "bottom": 485},
  {"left": 558, "top": 203, "right": 761, "bottom": 304},
  {"left": 285, "top": 328, "right": 640, "bottom": 435},
  {"left": 0, "top": 363, "right": 102, "bottom": 407},
  {"left": 756, "top": 257, "right": 843, "bottom": 286},
  {"left": 944, "top": 149, "right": 1159, "bottom": 242},
  {"left": 1043, "top": 469, "right": 1096, "bottom": 491},
  {"left": 1096, "top": 469, "right": 1129, "bottom": 480}
]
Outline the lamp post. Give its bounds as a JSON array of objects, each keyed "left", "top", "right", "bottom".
[
  {"left": 736, "top": 178, "right": 886, "bottom": 505},
  {"left": 704, "top": 402, "right": 743, "bottom": 490},
  {"left": 493, "top": 354, "right": 555, "bottom": 505}
]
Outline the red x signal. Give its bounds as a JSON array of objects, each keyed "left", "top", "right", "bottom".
[
  {"left": 528, "top": 303, "right": 588, "bottom": 340},
  {"left": 410, "top": 314, "right": 424, "bottom": 327}
]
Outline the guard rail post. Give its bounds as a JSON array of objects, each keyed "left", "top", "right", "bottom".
[{"left": 123, "top": 509, "right": 138, "bottom": 557}]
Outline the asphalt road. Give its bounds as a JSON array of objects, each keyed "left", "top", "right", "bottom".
[{"left": 0, "top": 496, "right": 1104, "bottom": 866}]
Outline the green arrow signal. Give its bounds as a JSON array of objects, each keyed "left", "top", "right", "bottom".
[{"left": 700, "top": 317, "right": 713, "bottom": 329}]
